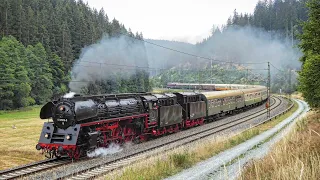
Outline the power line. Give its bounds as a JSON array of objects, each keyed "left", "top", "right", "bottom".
[{"left": 270, "top": 62, "right": 284, "bottom": 72}]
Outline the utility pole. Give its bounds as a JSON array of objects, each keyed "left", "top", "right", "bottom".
[
  {"left": 246, "top": 68, "right": 249, "bottom": 85},
  {"left": 100, "top": 62, "right": 102, "bottom": 90},
  {"left": 267, "top": 62, "right": 271, "bottom": 118},
  {"left": 210, "top": 58, "right": 213, "bottom": 84},
  {"left": 198, "top": 67, "right": 200, "bottom": 91},
  {"left": 288, "top": 69, "right": 292, "bottom": 99},
  {"left": 291, "top": 21, "right": 294, "bottom": 47}
]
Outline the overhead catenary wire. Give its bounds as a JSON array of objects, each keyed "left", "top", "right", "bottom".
[{"left": 269, "top": 62, "right": 285, "bottom": 72}]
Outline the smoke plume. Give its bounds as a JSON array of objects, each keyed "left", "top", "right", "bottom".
[
  {"left": 63, "top": 92, "right": 76, "bottom": 98},
  {"left": 69, "top": 35, "right": 147, "bottom": 92},
  {"left": 145, "top": 26, "right": 301, "bottom": 71},
  {"left": 196, "top": 26, "right": 302, "bottom": 70},
  {"left": 68, "top": 26, "right": 301, "bottom": 92}
]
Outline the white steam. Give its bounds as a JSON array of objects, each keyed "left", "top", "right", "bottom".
[
  {"left": 86, "top": 143, "right": 123, "bottom": 158},
  {"left": 68, "top": 26, "right": 302, "bottom": 92},
  {"left": 196, "top": 26, "right": 302, "bottom": 69},
  {"left": 63, "top": 91, "right": 76, "bottom": 98},
  {"left": 146, "top": 26, "right": 302, "bottom": 71},
  {"left": 69, "top": 35, "right": 147, "bottom": 92}
]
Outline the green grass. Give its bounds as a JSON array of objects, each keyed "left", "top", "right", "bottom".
[{"left": 0, "top": 106, "right": 42, "bottom": 120}]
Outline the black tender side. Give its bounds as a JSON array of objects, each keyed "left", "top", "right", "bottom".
[
  {"left": 153, "top": 93, "right": 183, "bottom": 127},
  {"left": 174, "top": 92, "right": 206, "bottom": 120}
]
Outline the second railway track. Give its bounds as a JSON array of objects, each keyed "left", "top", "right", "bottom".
[{"left": 0, "top": 158, "right": 70, "bottom": 180}]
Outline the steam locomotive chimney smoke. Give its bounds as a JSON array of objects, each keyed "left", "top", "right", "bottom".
[
  {"left": 145, "top": 26, "right": 301, "bottom": 75},
  {"left": 69, "top": 35, "right": 148, "bottom": 93},
  {"left": 63, "top": 92, "right": 76, "bottom": 98},
  {"left": 68, "top": 26, "right": 301, "bottom": 94}
]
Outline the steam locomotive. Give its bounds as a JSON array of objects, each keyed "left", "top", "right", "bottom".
[{"left": 36, "top": 83, "right": 267, "bottom": 159}]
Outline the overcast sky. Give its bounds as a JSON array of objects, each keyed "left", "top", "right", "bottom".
[{"left": 85, "top": 0, "right": 260, "bottom": 44}]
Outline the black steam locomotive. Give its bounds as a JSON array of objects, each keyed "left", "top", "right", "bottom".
[{"left": 36, "top": 83, "right": 267, "bottom": 159}]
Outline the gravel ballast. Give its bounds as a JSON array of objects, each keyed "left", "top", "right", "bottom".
[{"left": 165, "top": 99, "right": 308, "bottom": 180}]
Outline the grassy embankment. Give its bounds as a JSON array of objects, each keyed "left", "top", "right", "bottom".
[
  {"left": 105, "top": 100, "right": 298, "bottom": 180},
  {"left": 240, "top": 110, "right": 320, "bottom": 180},
  {"left": 0, "top": 106, "right": 45, "bottom": 170}
]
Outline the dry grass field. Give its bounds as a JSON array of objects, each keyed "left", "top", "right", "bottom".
[
  {"left": 240, "top": 110, "right": 320, "bottom": 180},
  {"left": 0, "top": 106, "right": 45, "bottom": 170}
]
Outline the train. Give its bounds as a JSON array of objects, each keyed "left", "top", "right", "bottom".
[{"left": 36, "top": 83, "right": 268, "bottom": 159}]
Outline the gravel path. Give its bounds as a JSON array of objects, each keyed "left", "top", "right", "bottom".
[
  {"left": 165, "top": 99, "right": 308, "bottom": 180},
  {"left": 25, "top": 98, "right": 287, "bottom": 179}
]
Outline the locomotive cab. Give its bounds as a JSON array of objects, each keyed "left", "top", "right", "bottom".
[{"left": 141, "top": 95, "right": 159, "bottom": 127}]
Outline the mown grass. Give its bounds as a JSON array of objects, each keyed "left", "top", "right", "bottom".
[
  {"left": 105, "top": 100, "right": 298, "bottom": 180},
  {"left": 0, "top": 106, "right": 44, "bottom": 170},
  {"left": 0, "top": 105, "right": 41, "bottom": 120},
  {"left": 240, "top": 110, "right": 320, "bottom": 180}
]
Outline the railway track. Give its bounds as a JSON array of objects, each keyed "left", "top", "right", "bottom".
[
  {"left": 61, "top": 96, "right": 286, "bottom": 180},
  {"left": 0, "top": 158, "right": 70, "bottom": 180},
  {"left": 0, "top": 96, "right": 285, "bottom": 180}
]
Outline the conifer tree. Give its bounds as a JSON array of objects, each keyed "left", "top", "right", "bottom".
[{"left": 298, "top": 0, "right": 320, "bottom": 108}]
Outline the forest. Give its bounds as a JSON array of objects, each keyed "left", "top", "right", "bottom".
[
  {"left": 0, "top": 0, "right": 315, "bottom": 110},
  {"left": 298, "top": 0, "right": 320, "bottom": 108},
  {"left": 0, "top": 0, "right": 149, "bottom": 110}
]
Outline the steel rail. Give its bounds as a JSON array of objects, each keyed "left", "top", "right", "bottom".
[
  {"left": 63, "top": 96, "right": 284, "bottom": 180},
  {"left": 0, "top": 158, "right": 70, "bottom": 180}
]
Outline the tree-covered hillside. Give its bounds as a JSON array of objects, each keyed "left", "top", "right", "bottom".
[
  {"left": 0, "top": 0, "right": 313, "bottom": 110},
  {"left": 225, "top": 0, "right": 308, "bottom": 39},
  {"left": 0, "top": 36, "right": 63, "bottom": 109},
  {"left": 0, "top": 0, "right": 149, "bottom": 110}
]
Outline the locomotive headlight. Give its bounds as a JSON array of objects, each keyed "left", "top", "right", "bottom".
[
  {"left": 44, "top": 133, "right": 50, "bottom": 139},
  {"left": 59, "top": 106, "right": 65, "bottom": 112},
  {"left": 66, "top": 135, "right": 71, "bottom": 140}
]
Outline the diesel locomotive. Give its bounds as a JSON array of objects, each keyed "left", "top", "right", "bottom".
[{"left": 36, "top": 83, "right": 268, "bottom": 159}]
